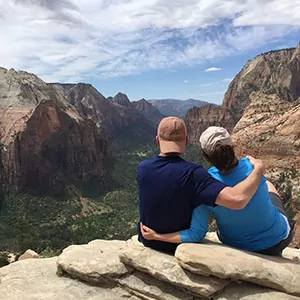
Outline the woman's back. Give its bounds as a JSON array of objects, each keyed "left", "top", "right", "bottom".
[{"left": 208, "top": 158, "right": 288, "bottom": 251}]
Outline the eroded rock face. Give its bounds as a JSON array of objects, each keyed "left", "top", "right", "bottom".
[
  {"left": 186, "top": 44, "right": 300, "bottom": 143},
  {"left": 4, "top": 238, "right": 300, "bottom": 300},
  {"left": 119, "top": 243, "right": 229, "bottom": 297},
  {"left": 223, "top": 44, "right": 300, "bottom": 116},
  {"left": 0, "top": 69, "right": 109, "bottom": 193},
  {"left": 0, "top": 257, "right": 136, "bottom": 300},
  {"left": 131, "top": 99, "right": 164, "bottom": 125},
  {"left": 57, "top": 240, "right": 132, "bottom": 284},
  {"left": 175, "top": 243, "right": 300, "bottom": 296},
  {"left": 185, "top": 105, "right": 235, "bottom": 143}
]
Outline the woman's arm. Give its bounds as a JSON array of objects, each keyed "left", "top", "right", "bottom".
[{"left": 140, "top": 205, "right": 209, "bottom": 244}]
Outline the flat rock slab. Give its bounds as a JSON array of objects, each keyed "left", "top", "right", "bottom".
[
  {"left": 175, "top": 243, "right": 300, "bottom": 296},
  {"left": 215, "top": 282, "right": 300, "bottom": 300},
  {"left": 57, "top": 239, "right": 132, "bottom": 284},
  {"left": 118, "top": 271, "right": 202, "bottom": 300},
  {"left": 0, "top": 257, "right": 136, "bottom": 300},
  {"left": 119, "top": 244, "right": 229, "bottom": 298}
]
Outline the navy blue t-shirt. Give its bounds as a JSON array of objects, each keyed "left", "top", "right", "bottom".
[{"left": 137, "top": 155, "right": 226, "bottom": 253}]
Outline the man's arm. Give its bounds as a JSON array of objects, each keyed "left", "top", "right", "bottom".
[
  {"left": 215, "top": 156, "right": 265, "bottom": 210},
  {"left": 140, "top": 222, "right": 181, "bottom": 243}
]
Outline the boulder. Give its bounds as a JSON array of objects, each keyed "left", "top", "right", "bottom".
[
  {"left": 18, "top": 249, "right": 40, "bottom": 260},
  {"left": 119, "top": 243, "right": 229, "bottom": 298},
  {"left": 0, "top": 257, "right": 136, "bottom": 300},
  {"left": 175, "top": 243, "right": 300, "bottom": 296},
  {"left": 57, "top": 240, "right": 132, "bottom": 284}
]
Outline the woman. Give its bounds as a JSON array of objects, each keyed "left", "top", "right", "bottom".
[{"left": 141, "top": 126, "right": 293, "bottom": 255}]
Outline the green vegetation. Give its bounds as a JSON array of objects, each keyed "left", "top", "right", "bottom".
[{"left": 0, "top": 123, "right": 208, "bottom": 254}]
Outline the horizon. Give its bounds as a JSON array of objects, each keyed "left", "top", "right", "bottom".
[{"left": 0, "top": 0, "right": 299, "bottom": 104}]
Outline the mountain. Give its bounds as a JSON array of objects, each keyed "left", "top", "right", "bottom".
[
  {"left": 148, "top": 98, "right": 211, "bottom": 118},
  {"left": 186, "top": 44, "right": 300, "bottom": 143},
  {"left": 0, "top": 70, "right": 161, "bottom": 196},
  {"left": 0, "top": 69, "right": 108, "bottom": 194},
  {"left": 131, "top": 98, "right": 164, "bottom": 124}
]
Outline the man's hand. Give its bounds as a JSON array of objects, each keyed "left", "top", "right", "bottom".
[
  {"left": 140, "top": 222, "right": 158, "bottom": 241},
  {"left": 246, "top": 155, "right": 265, "bottom": 175}
]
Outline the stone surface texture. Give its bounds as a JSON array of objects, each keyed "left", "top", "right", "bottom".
[
  {"left": 175, "top": 243, "right": 300, "bottom": 296},
  {"left": 2, "top": 238, "right": 300, "bottom": 299},
  {"left": 57, "top": 239, "right": 132, "bottom": 284},
  {"left": 18, "top": 249, "right": 40, "bottom": 260},
  {"left": 119, "top": 243, "right": 230, "bottom": 297}
]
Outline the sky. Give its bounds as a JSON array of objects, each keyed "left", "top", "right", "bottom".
[{"left": 0, "top": 0, "right": 299, "bottom": 104}]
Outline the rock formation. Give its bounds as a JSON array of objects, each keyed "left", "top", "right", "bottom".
[
  {"left": 0, "top": 68, "right": 108, "bottom": 193},
  {"left": 132, "top": 99, "right": 165, "bottom": 124},
  {"left": 186, "top": 43, "right": 300, "bottom": 143},
  {"left": 2, "top": 233, "right": 300, "bottom": 299},
  {"left": 0, "top": 69, "right": 161, "bottom": 194}
]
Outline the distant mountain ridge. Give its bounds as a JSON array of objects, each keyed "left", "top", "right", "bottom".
[
  {"left": 0, "top": 71, "right": 160, "bottom": 195},
  {"left": 148, "top": 98, "right": 212, "bottom": 118}
]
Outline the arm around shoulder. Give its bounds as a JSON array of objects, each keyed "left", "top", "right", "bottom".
[{"left": 215, "top": 156, "right": 265, "bottom": 210}]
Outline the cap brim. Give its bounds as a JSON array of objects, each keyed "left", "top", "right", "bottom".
[{"left": 159, "top": 139, "right": 186, "bottom": 154}]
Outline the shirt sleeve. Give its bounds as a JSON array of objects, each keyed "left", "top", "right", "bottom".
[
  {"left": 192, "top": 167, "right": 227, "bottom": 207},
  {"left": 180, "top": 205, "right": 209, "bottom": 243}
]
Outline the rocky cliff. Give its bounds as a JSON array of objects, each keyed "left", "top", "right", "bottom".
[
  {"left": 0, "top": 69, "right": 161, "bottom": 194},
  {"left": 0, "top": 68, "right": 109, "bottom": 193},
  {"left": 2, "top": 233, "right": 300, "bottom": 300},
  {"left": 132, "top": 99, "right": 165, "bottom": 124},
  {"left": 186, "top": 43, "right": 300, "bottom": 143}
]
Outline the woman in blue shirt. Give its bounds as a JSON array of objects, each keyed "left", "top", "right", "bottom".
[{"left": 141, "top": 127, "right": 293, "bottom": 255}]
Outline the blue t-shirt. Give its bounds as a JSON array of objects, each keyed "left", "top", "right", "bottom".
[
  {"left": 137, "top": 155, "right": 226, "bottom": 253},
  {"left": 180, "top": 158, "right": 288, "bottom": 252}
]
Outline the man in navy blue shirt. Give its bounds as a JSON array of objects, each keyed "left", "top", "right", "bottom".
[{"left": 137, "top": 117, "right": 265, "bottom": 254}]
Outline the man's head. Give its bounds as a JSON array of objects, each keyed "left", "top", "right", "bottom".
[
  {"left": 156, "top": 117, "right": 188, "bottom": 155},
  {"left": 199, "top": 126, "right": 237, "bottom": 173}
]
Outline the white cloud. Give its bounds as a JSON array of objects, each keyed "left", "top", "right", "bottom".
[
  {"left": 222, "top": 78, "right": 234, "bottom": 83},
  {"left": 0, "top": 0, "right": 299, "bottom": 81},
  {"left": 204, "top": 67, "right": 222, "bottom": 72},
  {"left": 184, "top": 80, "right": 189, "bottom": 83}
]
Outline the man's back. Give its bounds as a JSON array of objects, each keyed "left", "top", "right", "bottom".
[{"left": 138, "top": 155, "right": 225, "bottom": 253}]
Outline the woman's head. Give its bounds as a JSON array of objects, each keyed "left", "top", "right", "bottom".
[{"left": 199, "top": 126, "right": 238, "bottom": 174}]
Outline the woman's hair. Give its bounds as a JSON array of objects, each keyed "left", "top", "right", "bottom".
[{"left": 202, "top": 144, "right": 238, "bottom": 174}]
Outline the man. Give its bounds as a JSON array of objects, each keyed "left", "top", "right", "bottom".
[{"left": 137, "top": 117, "right": 264, "bottom": 254}]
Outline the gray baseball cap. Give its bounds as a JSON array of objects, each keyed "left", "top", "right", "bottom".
[{"left": 199, "top": 126, "right": 232, "bottom": 154}]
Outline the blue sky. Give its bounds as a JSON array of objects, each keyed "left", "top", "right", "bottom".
[{"left": 0, "top": 0, "right": 299, "bottom": 104}]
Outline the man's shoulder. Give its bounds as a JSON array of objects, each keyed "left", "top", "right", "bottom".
[{"left": 138, "top": 156, "right": 159, "bottom": 168}]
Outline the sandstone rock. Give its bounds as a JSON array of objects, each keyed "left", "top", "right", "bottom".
[
  {"left": 0, "top": 257, "right": 134, "bottom": 300},
  {"left": 57, "top": 240, "right": 132, "bottom": 284},
  {"left": 119, "top": 243, "right": 229, "bottom": 297},
  {"left": 215, "top": 282, "right": 300, "bottom": 300},
  {"left": 18, "top": 249, "right": 40, "bottom": 260},
  {"left": 127, "top": 235, "right": 143, "bottom": 246},
  {"left": 117, "top": 271, "right": 201, "bottom": 300},
  {"left": 175, "top": 243, "right": 300, "bottom": 296},
  {"left": 283, "top": 247, "right": 300, "bottom": 261}
]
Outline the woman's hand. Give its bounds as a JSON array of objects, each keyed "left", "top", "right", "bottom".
[{"left": 140, "top": 222, "right": 158, "bottom": 240}]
